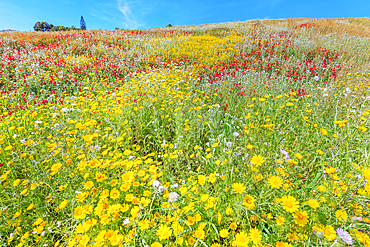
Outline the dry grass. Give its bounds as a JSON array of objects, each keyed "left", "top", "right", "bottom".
[{"left": 261, "top": 17, "right": 370, "bottom": 38}]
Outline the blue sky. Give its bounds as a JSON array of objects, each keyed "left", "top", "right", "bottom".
[{"left": 1, "top": 0, "right": 370, "bottom": 31}]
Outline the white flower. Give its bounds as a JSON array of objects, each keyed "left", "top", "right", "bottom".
[
  {"left": 336, "top": 228, "right": 353, "bottom": 245},
  {"left": 226, "top": 141, "right": 232, "bottom": 147},
  {"left": 12, "top": 134, "right": 17, "bottom": 139},
  {"left": 280, "top": 149, "right": 290, "bottom": 161},
  {"left": 168, "top": 192, "right": 179, "bottom": 203},
  {"left": 152, "top": 180, "right": 160, "bottom": 187},
  {"left": 158, "top": 186, "right": 166, "bottom": 193},
  {"left": 346, "top": 87, "right": 351, "bottom": 94},
  {"left": 233, "top": 132, "right": 239, "bottom": 137},
  {"left": 61, "top": 108, "right": 69, "bottom": 112},
  {"left": 314, "top": 76, "right": 319, "bottom": 81},
  {"left": 35, "top": 120, "right": 42, "bottom": 124},
  {"left": 123, "top": 218, "right": 130, "bottom": 225},
  {"left": 170, "top": 183, "right": 179, "bottom": 188},
  {"left": 54, "top": 124, "right": 60, "bottom": 128}
]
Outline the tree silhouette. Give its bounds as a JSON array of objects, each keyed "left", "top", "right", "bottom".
[
  {"left": 33, "top": 22, "right": 53, "bottom": 31},
  {"left": 80, "top": 16, "right": 86, "bottom": 30}
]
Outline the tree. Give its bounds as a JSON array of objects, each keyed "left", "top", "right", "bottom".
[
  {"left": 33, "top": 22, "right": 42, "bottom": 31},
  {"left": 166, "top": 24, "right": 173, "bottom": 28},
  {"left": 50, "top": 26, "right": 60, "bottom": 31},
  {"left": 33, "top": 22, "right": 53, "bottom": 31},
  {"left": 80, "top": 16, "right": 86, "bottom": 30}
]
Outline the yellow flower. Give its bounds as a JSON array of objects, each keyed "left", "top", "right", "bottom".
[
  {"left": 323, "top": 225, "right": 336, "bottom": 241},
  {"left": 280, "top": 195, "right": 299, "bottom": 213},
  {"left": 294, "top": 153, "right": 303, "bottom": 160},
  {"left": 206, "top": 153, "right": 212, "bottom": 159},
  {"left": 267, "top": 213, "right": 273, "bottom": 219},
  {"left": 95, "top": 172, "right": 108, "bottom": 182},
  {"left": 335, "top": 210, "right": 348, "bottom": 221},
  {"left": 13, "top": 211, "right": 21, "bottom": 218},
  {"left": 320, "top": 128, "right": 328, "bottom": 136},
  {"left": 156, "top": 224, "right": 172, "bottom": 240},
  {"left": 51, "top": 163, "right": 62, "bottom": 172},
  {"left": 243, "top": 194, "right": 256, "bottom": 210},
  {"left": 201, "top": 194, "right": 209, "bottom": 202},
  {"left": 268, "top": 176, "right": 283, "bottom": 189},
  {"left": 59, "top": 184, "right": 68, "bottom": 190},
  {"left": 151, "top": 243, "right": 163, "bottom": 247},
  {"left": 276, "top": 216, "right": 285, "bottom": 226},
  {"left": 276, "top": 241, "right": 293, "bottom": 247},
  {"left": 4, "top": 145, "right": 13, "bottom": 151},
  {"left": 13, "top": 179, "right": 21, "bottom": 186},
  {"left": 293, "top": 210, "right": 309, "bottom": 226},
  {"left": 73, "top": 206, "right": 86, "bottom": 219},
  {"left": 79, "top": 234, "right": 90, "bottom": 247},
  {"left": 230, "top": 222, "right": 238, "bottom": 230},
  {"left": 220, "top": 229, "right": 228, "bottom": 238},
  {"left": 226, "top": 207, "right": 233, "bottom": 215},
  {"left": 198, "top": 175, "right": 207, "bottom": 185},
  {"left": 363, "top": 167, "right": 370, "bottom": 181},
  {"left": 193, "top": 228, "right": 205, "bottom": 240},
  {"left": 110, "top": 233, "right": 124, "bottom": 246},
  {"left": 359, "top": 126, "right": 367, "bottom": 132},
  {"left": 83, "top": 181, "right": 94, "bottom": 190},
  {"left": 249, "top": 228, "right": 262, "bottom": 245},
  {"left": 26, "top": 203, "right": 34, "bottom": 211},
  {"left": 171, "top": 221, "right": 183, "bottom": 235},
  {"left": 232, "top": 231, "right": 249, "bottom": 247},
  {"left": 307, "top": 199, "right": 320, "bottom": 209},
  {"left": 251, "top": 155, "right": 265, "bottom": 166},
  {"left": 110, "top": 188, "right": 120, "bottom": 200},
  {"left": 232, "top": 182, "right": 246, "bottom": 194}
]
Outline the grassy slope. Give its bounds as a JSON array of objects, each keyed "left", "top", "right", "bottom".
[{"left": 0, "top": 18, "right": 369, "bottom": 246}]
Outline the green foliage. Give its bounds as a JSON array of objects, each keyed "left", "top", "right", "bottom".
[
  {"left": 50, "top": 26, "right": 71, "bottom": 31},
  {"left": 80, "top": 16, "right": 86, "bottom": 30},
  {"left": 33, "top": 22, "right": 54, "bottom": 32}
]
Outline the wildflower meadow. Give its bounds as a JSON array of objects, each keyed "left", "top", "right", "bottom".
[{"left": 0, "top": 18, "right": 370, "bottom": 247}]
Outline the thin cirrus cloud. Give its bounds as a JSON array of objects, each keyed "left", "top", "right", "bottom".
[
  {"left": 90, "top": 0, "right": 148, "bottom": 29},
  {"left": 115, "top": 0, "right": 155, "bottom": 29}
]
